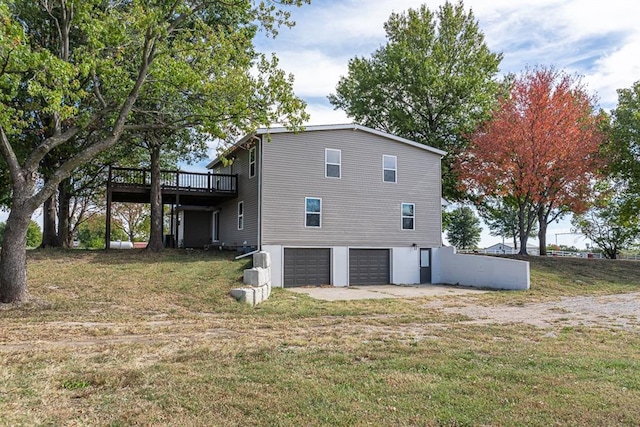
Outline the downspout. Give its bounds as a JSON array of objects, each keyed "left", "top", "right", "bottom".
[{"left": 257, "top": 134, "right": 263, "bottom": 251}]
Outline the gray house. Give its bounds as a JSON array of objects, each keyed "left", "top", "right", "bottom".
[{"left": 181, "top": 123, "right": 445, "bottom": 287}]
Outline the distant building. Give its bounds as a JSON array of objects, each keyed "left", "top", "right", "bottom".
[
  {"left": 484, "top": 242, "right": 539, "bottom": 255},
  {"left": 484, "top": 243, "right": 515, "bottom": 254}
]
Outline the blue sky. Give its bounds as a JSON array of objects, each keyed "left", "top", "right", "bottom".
[{"left": 249, "top": 0, "right": 640, "bottom": 248}]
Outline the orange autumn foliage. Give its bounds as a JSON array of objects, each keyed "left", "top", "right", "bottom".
[
  {"left": 456, "top": 67, "right": 606, "bottom": 254},
  {"left": 459, "top": 68, "right": 603, "bottom": 205}
]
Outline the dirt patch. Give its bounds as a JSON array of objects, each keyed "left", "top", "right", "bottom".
[
  {"left": 2, "top": 292, "right": 639, "bottom": 352},
  {"left": 424, "top": 292, "right": 640, "bottom": 330}
]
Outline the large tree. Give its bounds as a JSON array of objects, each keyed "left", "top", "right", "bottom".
[
  {"left": 572, "top": 186, "right": 640, "bottom": 259},
  {"left": 456, "top": 67, "right": 605, "bottom": 255},
  {"left": 0, "top": 0, "right": 308, "bottom": 303},
  {"left": 124, "top": 128, "right": 207, "bottom": 252},
  {"left": 445, "top": 206, "right": 482, "bottom": 250},
  {"left": 328, "top": 1, "right": 502, "bottom": 199},
  {"left": 608, "top": 80, "right": 640, "bottom": 216}
]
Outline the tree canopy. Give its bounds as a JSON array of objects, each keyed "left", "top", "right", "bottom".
[
  {"left": 456, "top": 67, "right": 605, "bottom": 255},
  {"left": 607, "top": 80, "right": 640, "bottom": 217},
  {"left": 572, "top": 186, "right": 640, "bottom": 259},
  {"left": 328, "top": 0, "right": 502, "bottom": 199},
  {"left": 445, "top": 206, "right": 482, "bottom": 250},
  {"left": 0, "top": 0, "right": 309, "bottom": 303}
]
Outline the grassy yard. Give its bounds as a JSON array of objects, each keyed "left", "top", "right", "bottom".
[{"left": 1, "top": 250, "right": 639, "bottom": 426}]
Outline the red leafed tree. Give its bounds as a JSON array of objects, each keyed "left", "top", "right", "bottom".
[{"left": 456, "top": 67, "right": 605, "bottom": 255}]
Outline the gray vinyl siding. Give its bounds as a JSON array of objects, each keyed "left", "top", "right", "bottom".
[
  {"left": 261, "top": 129, "right": 442, "bottom": 247},
  {"left": 215, "top": 142, "right": 259, "bottom": 248}
]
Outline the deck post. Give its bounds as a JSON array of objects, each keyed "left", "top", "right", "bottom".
[
  {"left": 105, "top": 165, "right": 113, "bottom": 250},
  {"left": 169, "top": 204, "right": 175, "bottom": 248},
  {"left": 175, "top": 170, "right": 180, "bottom": 248}
]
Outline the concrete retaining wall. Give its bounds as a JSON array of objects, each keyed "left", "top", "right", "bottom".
[
  {"left": 230, "top": 251, "right": 272, "bottom": 306},
  {"left": 432, "top": 246, "right": 530, "bottom": 290}
]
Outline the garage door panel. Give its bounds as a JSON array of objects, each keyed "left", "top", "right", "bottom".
[
  {"left": 284, "top": 248, "right": 331, "bottom": 288},
  {"left": 349, "top": 249, "right": 390, "bottom": 285}
]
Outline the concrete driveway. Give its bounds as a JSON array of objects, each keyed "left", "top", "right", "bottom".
[{"left": 286, "top": 284, "right": 489, "bottom": 301}]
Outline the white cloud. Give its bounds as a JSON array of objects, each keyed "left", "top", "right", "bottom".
[
  {"left": 261, "top": 0, "right": 640, "bottom": 114},
  {"left": 585, "top": 34, "right": 640, "bottom": 107},
  {"left": 277, "top": 49, "right": 349, "bottom": 98},
  {"left": 304, "top": 102, "right": 350, "bottom": 126}
]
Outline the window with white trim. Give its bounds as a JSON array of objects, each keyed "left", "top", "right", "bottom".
[
  {"left": 249, "top": 146, "right": 256, "bottom": 178},
  {"left": 237, "top": 201, "right": 244, "bottom": 230},
  {"left": 401, "top": 203, "right": 415, "bottom": 230},
  {"left": 383, "top": 155, "right": 397, "bottom": 183},
  {"left": 305, "top": 197, "right": 322, "bottom": 228},
  {"left": 325, "top": 148, "right": 341, "bottom": 178}
]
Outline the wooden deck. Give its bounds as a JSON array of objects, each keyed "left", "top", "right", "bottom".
[{"left": 107, "top": 166, "right": 238, "bottom": 206}]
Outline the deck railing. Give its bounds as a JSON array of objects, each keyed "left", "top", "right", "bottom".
[{"left": 109, "top": 166, "right": 237, "bottom": 193}]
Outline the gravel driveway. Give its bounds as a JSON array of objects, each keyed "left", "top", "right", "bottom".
[
  {"left": 290, "top": 285, "right": 640, "bottom": 330},
  {"left": 424, "top": 292, "right": 640, "bottom": 330}
]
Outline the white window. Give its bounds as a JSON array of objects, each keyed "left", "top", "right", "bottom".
[
  {"left": 325, "top": 148, "right": 341, "bottom": 178},
  {"left": 305, "top": 197, "right": 322, "bottom": 228},
  {"left": 402, "top": 203, "right": 415, "bottom": 230},
  {"left": 383, "top": 155, "right": 397, "bottom": 183},
  {"left": 237, "top": 201, "right": 244, "bottom": 230},
  {"left": 249, "top": 146, "right": 256, "bottom": 178}
]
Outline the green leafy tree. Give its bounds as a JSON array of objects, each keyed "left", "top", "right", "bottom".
[
  {"left": 26, "top": 220, "right": 41, "bottom": 248},
  {"left": 113, "top": 203, "right": 150, "bottom": 243},
  {"left": 124, "top": 129, "right": 206, "bottom": 252},
  {"left": 329, "top": 1, "right": 502, "bottom": 199},
  {"left": 77, "top": 215, "right": 125, "bottom": 249},
  {"left": 0, "top": 0, "right": 309, "bottom": 303},
  {"left": 445, "top": 207, "right": 482, "bottom": 250},
  {"left": 608, "top": 80, "right": 640, "bottom": 216},
  {"left": 572, "top": 189, "right": 640, "bottom": 259}
]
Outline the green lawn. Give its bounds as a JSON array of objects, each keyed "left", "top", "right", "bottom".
[{"left": 1, "top": 249, "right": 639, "bottom": 426}]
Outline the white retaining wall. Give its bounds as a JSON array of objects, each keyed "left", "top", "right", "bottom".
[{"left": 432, "top": 246, "right": 530, "bottom": 290}]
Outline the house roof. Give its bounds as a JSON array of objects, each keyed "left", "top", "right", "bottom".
[
  {"left": 485, "top": 243, "right": 514, "bottom": 250},
  {"left": 206, "top": 123, "right": 447, "bottom": 169}
]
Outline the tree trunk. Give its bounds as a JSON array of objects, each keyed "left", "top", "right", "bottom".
[
  {"left": 40, "top": 194, "right": 59, "bottom": 248},
  {"left": 57, "top": 179, "right": 72, "bottom": 248},
  {"left": 147, "top": 144, "right": 164, "bottom": 252},
  {"left": 0, "top": 208, "right": 31, "bottom": 303},
  {"left": 517, "top": 204, "right": 528, "bottom": 256},
  {"left": 538, "top": 213, "right": 548, "bottom": 256}
]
